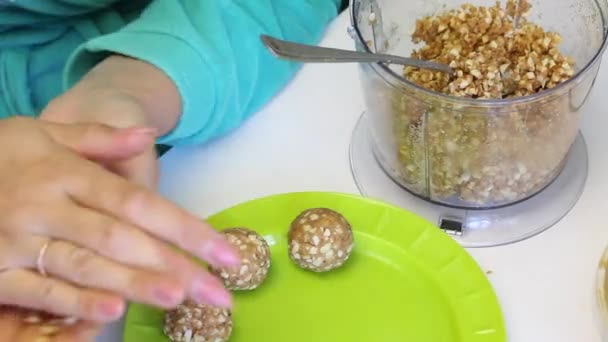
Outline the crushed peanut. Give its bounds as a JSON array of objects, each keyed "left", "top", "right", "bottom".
[
  {"left": 405, "top": 0, "right": 574, "bottom": 99},
  {"left": 384, "top": 0, "right": 580, "bottom": 206}
]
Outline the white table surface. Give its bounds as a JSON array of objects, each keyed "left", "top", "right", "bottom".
[{"left": 98, "top": 10, "right": 608, "bottom": 342}]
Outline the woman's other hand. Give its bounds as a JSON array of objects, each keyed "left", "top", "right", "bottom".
[
  {"left": 0, "top": 117, "right": 238, "bottom": 323},
  {"left": 41, "top": 71, "right": 163, "bottom": 189}
]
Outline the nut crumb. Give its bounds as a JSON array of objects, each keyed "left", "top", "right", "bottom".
[
  {"left": 405, "top": 0, "right": 574, "bottom": 99},
  {"left": 384, "top": 0, "right": 580, "bottom": 206}
]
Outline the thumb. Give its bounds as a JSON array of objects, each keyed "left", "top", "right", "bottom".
[{"left": 42, "top": 121, "right": 157, "bottom": 161}]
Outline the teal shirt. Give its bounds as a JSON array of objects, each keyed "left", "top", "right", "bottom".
[{"left": 0, "top": 0, "right": 340, "bottom": 145}]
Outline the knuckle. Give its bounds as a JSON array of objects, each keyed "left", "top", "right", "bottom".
[
  {"left": 37, "top": 278, "right": 60, "bottom": 310},
  {"left": 94, "top": 218, "right": 123, "bottom": 251},
  {"left": 80, "top": 123, "right": 103, "bottom": 140},
  {"left": 0, "top": 198, "right": 58, "bottom": 237},
  {"left": 120, "top": 187, "right": 148, "bottom": 218},
  {"left": 40, "top": 279, "right": 55, "bottom": 298},
  {"left": 14, "top": 158, "right": 64, "bottom": 190},
  {"left": 126, "top": 272, "right": 150, "bottom": 293},
  {"left": 66, "top": 246, "right": 98, "bottom": 282},
  {"left": 0, "top": 236, "right": 16, "bottom": 270},
  {"left": 177, "top": 223, "right": 196, "bottom": 250},
  {"left": 4, "top": 205, "right": 39, "bottom": 230},
  {"left": 74, "top": 291, "right": 98, "bottom": 318},
  {"left": 170, "top": 212, "right": 197, "bottom": 246},
  {"left": 0, "top": 269, "right": 18, "bottom": 303}
]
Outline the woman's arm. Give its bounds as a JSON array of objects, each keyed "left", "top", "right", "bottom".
[
  {"left": 52, "top": 54, "right": 181, "bottom": 137},
  {"left": 61, "top": 0, "right": 342, "bottom": 146}
]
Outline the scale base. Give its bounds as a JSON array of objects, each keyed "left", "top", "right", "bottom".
[{"left": 349, "top": 112, "right": 589, "bottom": 248}]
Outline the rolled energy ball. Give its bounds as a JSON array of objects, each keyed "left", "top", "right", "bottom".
[
  {"left": 209, "top": 227, "right": 271, "bottom": 290},
  {"left": 288, "top": 208, "right": 354, "bottom": 272},
  {"left": 163, "top": 301, "right": 232, "bottom": 342}
]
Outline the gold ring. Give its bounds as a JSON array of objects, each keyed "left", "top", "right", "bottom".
[{"left": 36, "top": 242, "right": 50, "bottom": 277}]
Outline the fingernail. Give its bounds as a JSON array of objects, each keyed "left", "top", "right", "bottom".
[
  {"left": 193, "top": 277, "right": 232, "bottom": 308},
  {"left": 153, "top": 286, "right": 183, "bottom": 306},
  {"left": 97, "top": 300, "right": 124, "bottom": 320},
  {"left": 202, "top": 240, "right": 240, "bottom": 267}
]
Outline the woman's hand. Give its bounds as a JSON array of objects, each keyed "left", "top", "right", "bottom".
[
  {"left": 42, "top": 54, "right": 183, "bottom": 189},
  {"left": 41, "top": 86, "right": 160, "bottom": 189},
  {"left": 0, "top": 306, "right": 100, "bottom": 342},
  {"left": 0, "top": 117, "right": 238, "bottom": 323}
]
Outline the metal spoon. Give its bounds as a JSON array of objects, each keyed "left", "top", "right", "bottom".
[{"left": 260, "top": 34, "right": 454, "bottom": 75}]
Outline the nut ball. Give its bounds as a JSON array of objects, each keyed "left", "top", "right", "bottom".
[
  {"left": 288, "top": 208, "right": 354, "bottom": 272},
  {"left": 163, "top": 301, "right": 232, "bottom": 342},
  {"left": 209, "top": 227, "right": 271, "bottom": 290}
]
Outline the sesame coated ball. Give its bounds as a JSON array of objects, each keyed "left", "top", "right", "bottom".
[
  {"left": 163, "top": 301, "right": 232, "bottom": 342},
  {"left": 288, "top": 208, "right": 354, "bottom": 272},
  {"left": 209, "top": 227, "right": 271, "bottom": 290}
]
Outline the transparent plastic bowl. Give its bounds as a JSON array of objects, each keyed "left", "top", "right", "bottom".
[{"left": 350, "top": 0, "right": 608, "bottom": 208}]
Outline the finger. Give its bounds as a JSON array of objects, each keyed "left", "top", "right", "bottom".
[
  {"left": 65, "top": 160, "right": 240, "bottom": 269},
  {"left": 42, "top": 239, "right": 186, "bottom": 309},
  {"left": 38, "top": 204, "right": 196, "bottom": 280},
  {"left": 107, "top": 147, "right": 158, "bottom": 188},
  {"left": 42, "top": 121, "right": 156, "bottom": 161},
  {"left": 44, "top": 239, "right": 231, "bottom": 308},
  {"left": 0, "top": 269, "right": 124, "bottom": 323},
  {"left": 20, "top": 211, "right": 232, "bottom": 308},
  {"left": 0, "top": 234, "right": 18, "bottom": 272}
]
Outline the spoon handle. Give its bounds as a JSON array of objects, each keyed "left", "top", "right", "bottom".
[{"left": 260, "top": 34, "right": 453, "bottom": 74}]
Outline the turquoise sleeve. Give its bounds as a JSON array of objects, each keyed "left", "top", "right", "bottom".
[{"left": 63, "top": 0, "right": 341, "bottom": 146}]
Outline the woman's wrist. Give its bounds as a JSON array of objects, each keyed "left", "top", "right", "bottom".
[{"left": 44, "top": 55, "right": 182, "bottom": 135}]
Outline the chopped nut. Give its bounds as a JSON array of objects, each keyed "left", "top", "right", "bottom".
[
  {"left": 391, "top": 0, "right": 577, "bottom": 206},
  {"left": 405, "top": 0, "right": 573, "bottom": 99}
]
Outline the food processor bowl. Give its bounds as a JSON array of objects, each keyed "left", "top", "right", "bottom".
[{"left": 349, "top": 0, "right": 608, "bottom": 209}]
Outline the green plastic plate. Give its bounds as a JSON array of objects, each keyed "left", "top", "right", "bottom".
[{"left": 124, "top": 192, "right": 506, "bottom": 342}]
